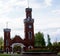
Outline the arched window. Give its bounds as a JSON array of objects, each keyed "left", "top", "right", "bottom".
[
  {"left": 27, "top": 16, "right": 30, "bottom": 21},
  {"left": 6, "top": 48, "right": 9, "bottom": 53},
  {"left": 6, "top": 40, "right": 9, "bottom": 46},
  {"left": 28, "top": 32, "right": 32, "bottom": 39},
  {"left": 28, "top": 46, "right": 33, "bottom": 49}
]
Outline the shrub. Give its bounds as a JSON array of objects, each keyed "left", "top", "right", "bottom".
[
  {"left": 0, "top": 50, "right": 4, "bottom": 53},
  {"left": 27, "top": 49, "right": 53, "bottom": 52}
]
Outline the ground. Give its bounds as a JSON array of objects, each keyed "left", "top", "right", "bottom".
[
  {"left": 0, "top": 53, "right": 21, "bottom": 56},
  {"left": 0, "top": 53, "right": 60, "bottom": 56}
]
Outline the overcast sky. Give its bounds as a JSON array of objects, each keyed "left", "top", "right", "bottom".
[{"left": 0, "top": 0, "right": 60, "bottom": 43}]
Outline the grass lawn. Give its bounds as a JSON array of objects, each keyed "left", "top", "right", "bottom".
[
  {"left": 58, "top": 52, "right": 60, "bottom": 56},
  {"left": 0, "top": 53, "right": 21, "bottom": 56},
  {"left": 0, "top": 54, "right": 11, "bottom": 56}
]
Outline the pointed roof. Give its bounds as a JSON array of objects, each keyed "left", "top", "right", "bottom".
[{"left": 12, "top": 35, "right": 23, "bottom": 43}]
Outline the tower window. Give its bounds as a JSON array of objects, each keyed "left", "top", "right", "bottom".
[
  {"left": 27, "top": 16, "right": 30, "bottom": 21},
  {"left": 28, "top": 32, "right": 32, "bottom": 39},
  {"left": 6, "top": 40, "right": 9, "bottom": 46},
  {"left": 6, "top": 33, "right": 8, "bottom": 37}
]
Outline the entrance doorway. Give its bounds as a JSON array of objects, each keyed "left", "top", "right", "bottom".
[
  {"left": 13, "top": 45, "right": 21, "bottom": 53},
  {"left": 6, "top": 48, "right": 9, "bottom": 53},
  {"left": 11, "top": 43, "right": 25, "bottom": 53}
]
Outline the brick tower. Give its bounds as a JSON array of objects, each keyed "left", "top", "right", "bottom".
[
  {"left": 4, "top": 28, "right": 11, "bottom": 53},
  {"left": 24, "top": 7, "right": 34, "bottom": 49}
]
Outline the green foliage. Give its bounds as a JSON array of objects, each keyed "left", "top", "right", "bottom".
[
  {"left": 0, "top": 37, "right": 4, "bottom": 50},
  {"left": 47, "top": 34, "right": 52, "bottom": 47},
  {"left": 27, "top": 49, "right": 52, "bottom": 52},
  {"left": 0, "top": 53, "right": 24, "bottom": 56},
  {"left": 57, "top": 42, "right": 60, "bottom": 46},
  {"left": 13, "top": 45, "right": 21, "bottom": 53},
  {"left": 53, "top": 42, "right": 57, "bottom": 46},
  {"left": 53, "top": 42, "right": 60, "bottom": 47},
  {"left": 0, "top": 54, "right": 11, "bottom": 56},
  {"left": 35, "top": 32, "right": 45, "bottom": 47}
]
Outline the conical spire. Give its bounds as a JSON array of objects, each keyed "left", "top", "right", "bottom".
[
  {"left": 27, "top": 0, "right": 29, "bottom": 8},
  {"left": 6, "top": 22, "right": 8, "bottom": 28}
]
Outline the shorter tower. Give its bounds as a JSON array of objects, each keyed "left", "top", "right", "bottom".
[{"left": 4, "top": 28, "right": 11, "bottom": 53}]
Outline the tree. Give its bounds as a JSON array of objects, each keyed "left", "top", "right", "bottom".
[
  {"left": 35, "top": 32, "right": 45, "bottom": 47},
  {"left": 13, "top": 45, "right": 21, "bottom": 53},
  {"left": 53, "top": 42, "right": 60, "bottom": 47},
  {"left": 47, "top": 34, "right": 52, "bottom": 47},
  {"left": 53, "top": 42, "right": 58, "bottom": 46},
  {"left": 0, "top": 37, "right": 4, "bottom": 50},
  {"left": 57, "top": 42, "right": 60, "bottom": 46}
]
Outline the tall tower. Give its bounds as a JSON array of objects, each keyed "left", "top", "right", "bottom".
[
  {"left": 24, "top": 7, "right": 34, "bottom": 49},
  {"left": 4, "top": 25, "right": 11, "bottom": 53}
]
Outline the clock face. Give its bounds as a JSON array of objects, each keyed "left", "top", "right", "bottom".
[{"left": 29, "top": 25, "right": 32, "bottom": 28}]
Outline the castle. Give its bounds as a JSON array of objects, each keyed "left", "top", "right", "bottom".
[{"left": 4, "top": 7, "right": 34, "bottom": 53}]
